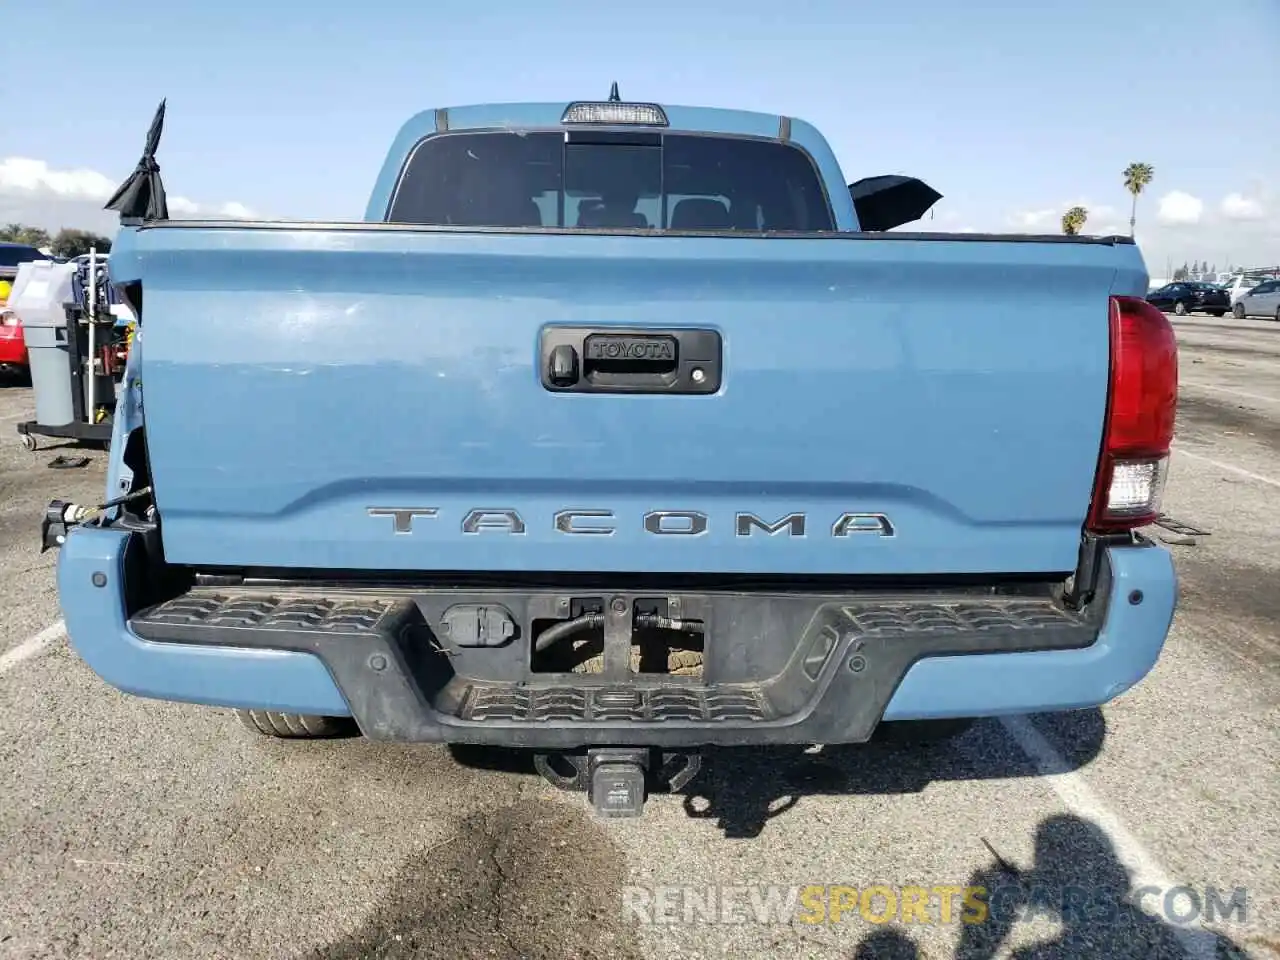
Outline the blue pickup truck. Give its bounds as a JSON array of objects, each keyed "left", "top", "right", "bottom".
[{"left": 53, "top": 95, "right": 1179, "bottom": 816}]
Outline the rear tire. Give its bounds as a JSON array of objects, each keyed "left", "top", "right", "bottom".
[
  {"left": 1233, "top": 303, "right": 1246, "bottom": 320},
  {"left": 1173, "top": 301, "right": 1189, "bottom": 316},
  {"left": 236, "top": 709, "right": 358, "bottom": 739}
]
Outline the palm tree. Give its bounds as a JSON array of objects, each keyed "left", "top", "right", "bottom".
[
  {"left": 1122, "top": 162, "right": 1154, "bottom": 236},
  {"left": 1062, "top": 206, "right": 1089, "bottom": 236}
]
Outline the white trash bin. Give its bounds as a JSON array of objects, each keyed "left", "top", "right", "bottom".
[{"left": 8, "top": 261, "right": 79, "bottom": 427}]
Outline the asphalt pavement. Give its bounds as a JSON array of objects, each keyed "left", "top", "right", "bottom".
[{"left": 0, "top": 314, "right": 1277, "bottom": 959}]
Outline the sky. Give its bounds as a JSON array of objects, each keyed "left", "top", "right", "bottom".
[{"left": 2, "top": 0, "right": 1277, "bottom": 276}]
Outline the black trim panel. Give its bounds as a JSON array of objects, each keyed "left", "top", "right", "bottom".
[{"left": 133, "top": 218, "right": 1136, "bottom": 245}]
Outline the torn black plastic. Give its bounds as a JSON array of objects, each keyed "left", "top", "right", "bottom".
[{"left": 104, "top": 99, "right": 170, "bottom": 222}]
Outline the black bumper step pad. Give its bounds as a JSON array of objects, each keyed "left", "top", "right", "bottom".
[
  {"left": 133, "top": 592, "right": 403, "bottom": 640},
  {"left": 460, "top": 684, "right": 771, "bottom": 724},
  {"left": 839, "top": 597, "right": 1085, "bottom": 637}
]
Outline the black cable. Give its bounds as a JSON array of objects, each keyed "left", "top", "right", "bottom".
[
  {"left": 533, "top": 613, "right": 605, "bottom": 652},
  {"left": 100, "top": 485, "right": 153, "bottom": 511},
  {"left": 533, "top": 611, "right": 705, "bottom": 653}
]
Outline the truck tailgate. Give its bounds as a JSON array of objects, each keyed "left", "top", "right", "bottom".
[{"left": 112, "top": 225, "right": 1132, "bottom": 575}]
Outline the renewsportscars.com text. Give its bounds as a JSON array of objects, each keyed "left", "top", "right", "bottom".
[{"left": 620, "top": 883, "right": 1248, "bottom": 927}]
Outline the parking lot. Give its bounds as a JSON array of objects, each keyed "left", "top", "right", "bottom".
[{"left": 0, "top": 315, "right": 1277, "bottom": 960}]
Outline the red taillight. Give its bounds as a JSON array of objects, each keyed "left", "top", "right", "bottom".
[{"left": 1086, "top": 296, "right": 1179, "bottom": 532}]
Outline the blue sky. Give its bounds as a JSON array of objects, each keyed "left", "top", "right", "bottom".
[{"left": 3, "top": 0, "right": 1277, "bottom": 272}]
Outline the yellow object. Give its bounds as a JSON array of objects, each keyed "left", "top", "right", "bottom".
[{"left": 0, "top": 279, "right": 12, "bottom": 303}]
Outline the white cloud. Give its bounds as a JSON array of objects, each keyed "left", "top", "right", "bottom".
[
  {"left": 0, "top": 157, "right": 116, "bottom": 200},
  {"left": 973, "top": 182, "right": 1275, "bottom": 268},
  {"left": 1009, "top": 208, "right": 1058, "bottom": 230},
  {"left": 1006, "top": 200, "right": 1118, "bottom": 234},
  {"left": 1220, "top": 192, "right": 1264, "bottom": 221},
  {"left": 0, "top": 155, "right": 253, "bottom": 234},
  {"left": 1157, "top": 190, "right": 1203, "bottom": 226}
]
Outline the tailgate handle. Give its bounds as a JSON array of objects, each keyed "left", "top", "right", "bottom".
[
  {"left": 584, "top": 334, "right": 677, "bottom": 383},
  {"left": 541, "top": 328, "right": 721, "bottom": 395}
]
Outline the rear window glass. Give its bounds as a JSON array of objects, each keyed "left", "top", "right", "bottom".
[{"left": 387, "top": 131, "right": 834, "bottom": 232}]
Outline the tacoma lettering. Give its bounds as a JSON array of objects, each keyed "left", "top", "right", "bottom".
[
  {"left": 461, "top": 509, "right": 526, "bottom": 535},
  {"left": 832, "top": 513, "right": 896, "bottom": 537},
  {"left": 643, "top": 511, "right": 709, "bottom": 536},
  {"left": 736, "top": 512, "right": 806, "bottom": 537},
  {"left": 368, "top": 507, "right": 893, "bottom": 537},
  {"left": 554, "top": 509, "right": 616, "bottom": 535},
  {"left": 366, "top": 507, "right": 438, "bottom": 534}
]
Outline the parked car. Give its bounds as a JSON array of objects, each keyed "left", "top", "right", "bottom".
[
  {"left": 1217, "top": 275, "right": 1261, "bottom": 307},
  {"left": 0, "top": 300, "right": 25, "bottom": 379},
  {"left": 54, "top": 95, "right": 1179, "bottom": 818},
  {"left": 1145, "top": 281, "right": 1230, "bottom": 316},
  {"left": 0, "top": 242, "right": 53, "bottom": 379},
  {"left": 1231, "top": 279, "right": 1280, "bottom": 320}
]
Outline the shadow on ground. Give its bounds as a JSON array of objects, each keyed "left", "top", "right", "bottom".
[
  {"left": 447, "top": 711, "right": 1107, "bottom": 840},
  {"left": 852, "top": 813, "right": 1253, "bottom": 959},
  {"left": 675, "top": 714, "right": 1099, "bottom": 840},
  {"left": 299, "top": 717, "right": 1258, "bottom": 959}
]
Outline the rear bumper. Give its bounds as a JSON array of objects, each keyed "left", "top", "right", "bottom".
[{"left": 58, "top": 527, "right": 1177, "bottom": 746}]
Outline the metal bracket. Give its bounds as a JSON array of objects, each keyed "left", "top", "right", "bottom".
[
  {"left": 603, "top": 595, "right": 634, "bottom": 678},
  {"left": 1065, "top": 532, "right": 1128, "bottom": 610},
  {"left": 1151, "top": 514, "right": 1211, "bottom": 544}
]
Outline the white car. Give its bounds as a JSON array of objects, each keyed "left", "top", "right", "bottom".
[
  {"left": 1220, "top": 275, "right": 1264, "bottom": 307},
  {"left": 1232, "top": 279, "right": 1280, "bottom": 320}
]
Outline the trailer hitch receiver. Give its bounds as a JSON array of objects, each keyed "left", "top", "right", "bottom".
[{"left": 534, "top": 747, "right": 702, "bottom": 818}]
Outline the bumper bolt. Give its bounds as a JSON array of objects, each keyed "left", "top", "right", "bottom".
[
  {"left": 368, "top": 654, "right": 388, "bottom": 672},
  {"left": 848, "top": 655, "right": 867, "bottom": 673},
  {"left": 611, "top": 597, "right": 627, "bottom": 614},
  {"left": 91, "top": 572, "right": 108, "bottom": 588},
  {"left": 1128, "top": 590, "right": 1144, "bottom": 605}
]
